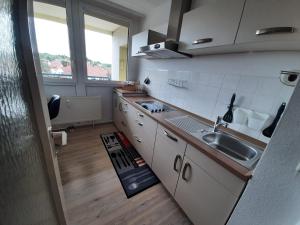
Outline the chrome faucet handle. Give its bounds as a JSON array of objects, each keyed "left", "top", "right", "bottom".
[
  {"left": 213, "top": 116, "right": 228, "bottom": 132},
  {"left": 216, "top": 116, "right": 222, "bottom": 124}
]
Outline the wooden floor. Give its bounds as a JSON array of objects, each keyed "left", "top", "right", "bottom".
[{"left": 57, "top": 123, "right": 192, "bottom": 225}]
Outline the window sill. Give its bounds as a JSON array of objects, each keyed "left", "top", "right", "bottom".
[
  {"left": 43, "top": 78, "right": 76, "bottom": 86},
  {"left": 84, "top": 79, "right": 126, "bottom": 87}
]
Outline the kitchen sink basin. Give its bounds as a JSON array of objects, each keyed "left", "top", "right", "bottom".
[
  {"left": 165, "top": 115, "right": 263, "bottom": 169},
  {"left": 202, "top": 132, "right": 262, "bottom": 168}
]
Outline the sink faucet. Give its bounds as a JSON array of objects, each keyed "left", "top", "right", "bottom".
[{"left": 213, "top": 116, "right": 228, "bottom": 132}]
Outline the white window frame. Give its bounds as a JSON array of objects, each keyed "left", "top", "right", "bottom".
[
  {"left": 78, "top": 2, "right": 132, "bottom": 85},
  {"left": 32, "top": 0, "right": 77, "bottom": 85},
  {"left": 30, "top": 0, "right": 142, "bottom": 92}
]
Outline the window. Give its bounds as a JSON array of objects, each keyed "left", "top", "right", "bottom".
[
  {"left": 83, "top": 14, "right": 128, "bottom": 81},
  {"left": 33, "top": 2, "right": 73, "bottom": 79}
]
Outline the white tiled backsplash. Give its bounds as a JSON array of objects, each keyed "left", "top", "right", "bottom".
[{"left": 137, "top": 52, "right": 299, "bottom": 143}]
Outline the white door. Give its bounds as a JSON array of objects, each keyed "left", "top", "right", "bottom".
[
  {"left": 236, "top": 0, "right": 300, "bottom": 44},
  {"left": 152, "top": 125, "right": 187, "bottom": 195},
  {"left": 175, "top": 157, "right": 239, "bottom": 225},
  {"left": 179, "top": 0, "right": 245, "bottom": 51},
  {"left": 20, "top": 1, "right": 68, "bottom": 224}
]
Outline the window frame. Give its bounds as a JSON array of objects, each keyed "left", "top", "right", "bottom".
[
  {"left": 32, "top": 0, "right": 77, "bottom": 85},
  {"left": 78, "top": 2, "right": 131, "bottom": 85},
  {"left": 30, "top": 0, "right": 140, "bottom": 89}
]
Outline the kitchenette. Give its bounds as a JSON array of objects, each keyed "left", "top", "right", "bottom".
[{"left": 113, "top": 87, "right": 266, "bottom": 225}]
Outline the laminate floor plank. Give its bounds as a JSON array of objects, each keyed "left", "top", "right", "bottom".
[{"left": 57, "top": 123, "right": 192, "bottom": 225}]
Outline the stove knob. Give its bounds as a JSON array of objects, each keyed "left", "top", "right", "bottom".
[
  {"left": 151, "top": 109, "right": 154, "bottom": 113},
  {"left": 154, "top": 44, "right": 160, "bottom": 49},
  {"left": 155, "top": 109, "right": 158, "bottom": 112}
]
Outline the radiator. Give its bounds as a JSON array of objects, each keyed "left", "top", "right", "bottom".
[{"left": 51, "top": 96, "right": 102, "bottom": 125}]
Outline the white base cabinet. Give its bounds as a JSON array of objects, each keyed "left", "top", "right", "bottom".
[
  {"left": 152, "top": 125, "right": 187, "bottom": 195},
  {"left": 174, "top": 145, "right": 245, "bottom": 225},
  {"left": 130, "top": 108, "right": 158, "bottom": 166},
  {"left": 113, "top": 94, "right": 247, "bottom": 225},
  {"left": 112, "top": 93, "right": 157, "bottom": 167}
]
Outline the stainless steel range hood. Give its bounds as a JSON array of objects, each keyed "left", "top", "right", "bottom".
[{"left": 139, "top": 0, "right": 192, "bottom": 59}]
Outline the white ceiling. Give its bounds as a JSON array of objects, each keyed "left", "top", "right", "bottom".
[
  {"left": 105, "top": 0, "right": 166, "bottom": 15},
  {"left": 84, "top": 14, "right": 122, "bottom": 33}
]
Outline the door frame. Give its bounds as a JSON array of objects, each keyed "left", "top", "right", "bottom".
[{"left": 17, "top": 0, "right": 68, "bottom": 224}]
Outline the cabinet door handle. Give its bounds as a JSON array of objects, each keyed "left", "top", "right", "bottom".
[
  {"left": 182, "top": 162, "right": 192, "bottom": 182},
  {"left": 192, "top": 38, "right": 213, "bottom": 45},
  {"left": 138, "top": 122, "right": 143, "bottom": 127},
  {"left": 256, "top": 27, "right": 295, "bottom": 35},
  {"left": 134, "top": 136, "right": 142, "bottom": 143},
  {"left": 118, "top": 103, "right": 122, "bottom": 112},
  {"left": 138, "top": 113, "right": 144, "bottom": 118},
  {"left": 121, "top": 121, "right": 127, "bottom": 127},
  {"left": 173, "top": 155, "right": 183, "bottom": 173},
  {"left": 163, "top": 130, "right": 178, "bottom": 142}
]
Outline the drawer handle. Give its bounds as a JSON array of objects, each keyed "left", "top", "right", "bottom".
[
  {"left": 192, "top": 38, "right": 213, "bottom": 45},
  {"left": 138, "top": 113, "right": 144, "bottom": 118},
  {"left": 163, "top": 130, "right": 178, "bottom": 142},
  {"left": 182, "top": 162, "right": 192, "bottom": 182},
  {"left": 256, "top": 27, "right": 295, "bottom": 35},
  {"left": 173, "top": 155, "right": 183, "bottom": 173},
  {"left": 138, "top": 122, "right": 143, "bottom": 127},
  {"left": 134, "top": 136, "right": 142, "bottom": 143},
  {"left": 118, "top": 103, "right": 122, "bottom": 112}
]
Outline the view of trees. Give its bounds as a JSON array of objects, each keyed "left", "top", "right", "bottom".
[{"left": 39, "top": 53, "right": 111, "bottom": 79}]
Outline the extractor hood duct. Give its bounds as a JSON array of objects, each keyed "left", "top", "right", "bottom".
[{"left": 140, "top": 0, "right": 192, "bottom": 59}]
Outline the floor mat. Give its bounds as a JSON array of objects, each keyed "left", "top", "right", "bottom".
[{"left": 100, "top": 132, "right": 160, "bottom": 198}]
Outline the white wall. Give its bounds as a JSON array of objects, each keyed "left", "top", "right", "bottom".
[
  {"left": 112, "top": 26, "right": 128, "bottom": 80},
  {"left": 227, "top": 80, "right": 300, "bottom": 225},
  {"left": 137, "top": 1, "right": 299, "bottom": 142}
]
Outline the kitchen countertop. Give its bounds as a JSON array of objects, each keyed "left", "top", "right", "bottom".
[{"left": 115, "top": 88, "right": 266, "bottom": 180}]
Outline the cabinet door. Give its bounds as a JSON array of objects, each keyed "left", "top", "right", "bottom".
[
  {"left": 236, "top": 0, "right": 300, "bottom": 44},
  {"left": 152, "top": 125, "right": 187, "bottom": 195},
  {"left": 131, "top": 31, "right": 147, "bottom": 56},
  {"left": 179, "top": 0, "right": 245, "bottom": 52},
  {"left": 112, "top": 92, "right": 122, "bottom": 131},
  {"left": 131, "top": 110, "right": 158, "bottom": 166},
  {"left": 175, "top": 157, "right": 239, "bottom": 225}
]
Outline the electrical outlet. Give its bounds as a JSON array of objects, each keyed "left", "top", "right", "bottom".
[{"left": 168, "top": 79, "right": 188, "bottom": 88}]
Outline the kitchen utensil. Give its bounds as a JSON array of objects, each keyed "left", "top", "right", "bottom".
[
  {"left": 223, "top": 93, "right": 236, "bottom": 123},
  {"left": 262, "top": 103, "right": 286, "bottom": 138},
  {"left": 118, "top": 152, "right": 127, "bottom": 167},
  {"left": 121, "top": 150, "right": 130, "bottom": 166},
  {"left": 110, "top": 135, "right": 115, "bottom": 142},
  {"left": 104, "top": 137, "right": 109, "bottom": 145},
  {"left": 111, "top": 152, "right": 121, "bottom": 169}
]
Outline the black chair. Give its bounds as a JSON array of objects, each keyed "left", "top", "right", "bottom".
[{"left": 48, "top": 95, "right": 60, "bottom": 120}]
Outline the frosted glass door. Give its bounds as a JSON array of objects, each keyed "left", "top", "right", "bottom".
[{"left": 0, "top": 0, "right": 60, "bottom": 224}]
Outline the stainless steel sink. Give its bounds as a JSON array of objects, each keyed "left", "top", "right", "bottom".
[
  {"left": 165, "top": 115, "right": 263, "bottom": 169},
  {"left": 202, "top": 132, "right": 262, "bottom": 169}
]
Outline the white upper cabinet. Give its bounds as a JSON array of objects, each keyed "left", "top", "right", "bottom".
[
  {"left": 178, "top": 0, "right": 245, "bottom": 52},
  {"left": 236, "top": 0, "right": 300, "bottom": 46},
  {"left": 131, "top": 31, "right": 148, "bottom": 57}
]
